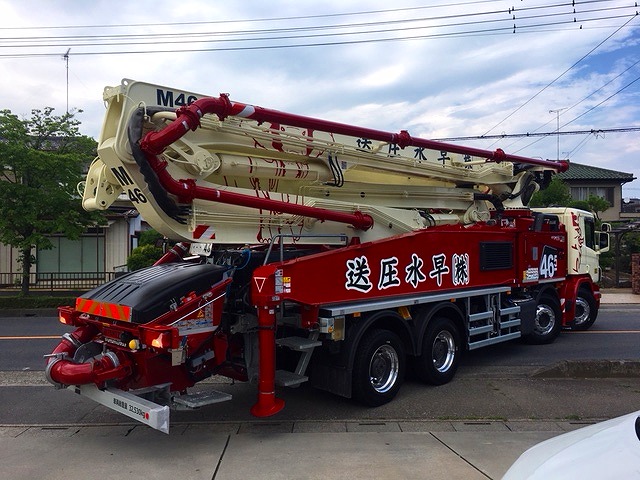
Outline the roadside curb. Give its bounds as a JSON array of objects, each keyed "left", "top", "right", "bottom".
[
  {"left": 0, "top": 419, "right": 600, "bottom": 435},
  {"left": 532, "top": 359, "right": 640, "bottom": 379}
]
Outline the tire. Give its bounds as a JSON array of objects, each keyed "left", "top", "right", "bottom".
[
  {"left": 352, "top": 329, "right": 405, "bottom": 407},
  {"left": 571, "top": 288, "right": 598, "bottom": 331},
  {"left": 415, "top": 317, "right": 461, "bottom": 386},
  {"left": 522, "top": 292, "right": 562, "bottom": 344}
]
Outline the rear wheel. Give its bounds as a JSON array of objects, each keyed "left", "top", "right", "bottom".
[
  {"left": 572, "top": 288, "right": 597, "bottom": 331},
  {"left": 415, "top": 317, "right": 461, "bottom": 385},
  {"left": 522, "top": 292, "right": 561, "bottom": 344},
  {"left": 353, "top": 329, "right": 405, "bottom": 407}
]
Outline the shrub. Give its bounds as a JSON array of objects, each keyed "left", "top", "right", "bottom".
[
  {"left": 127, "top": 243, "right": 163, "bottom": 271},
  {"left": 0, "top": 296, "right": 76, "bottom": 309}
]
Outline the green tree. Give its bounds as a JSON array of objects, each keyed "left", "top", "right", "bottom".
[
  {"left": 0, "top": 107, "right": 103, "bottom": 295},
  {"left": 529, "top": 176, "right": 573, "bottom": 207},
  {"left": 127, "top": 229, "right": 164, "bottom": 271},
  {"left": 574, "top": 195, "right": 610, "bottom": 219},
  {"left": 531, "top": 178, "right": 610, "bottom": 219},
  {"left": 138, "top": 229, "right": 163, "bottom": 247},
  {"left": 567, "top": 196, "right": 610, "bottom": 222}
]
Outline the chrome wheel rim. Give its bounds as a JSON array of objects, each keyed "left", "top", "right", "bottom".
[
  {"left": 535, "top": 304, "right": 556, "bottom": 335},
  {"left": 369, "top": 344, "right": 399, "bottom": 393},
  {"left": 432, "top": 331, "right": 456, "bottom": 373},
  {"left": 574, "top": 297, "right": 590, "bottom": 326}
]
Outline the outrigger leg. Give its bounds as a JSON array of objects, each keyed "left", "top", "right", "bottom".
[{"left": 250, "top": 306, "right": 285, "bottom": 417}]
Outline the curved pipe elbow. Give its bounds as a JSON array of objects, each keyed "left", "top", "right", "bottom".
[
  {"left": 45, "top": 326, "right": 131, "bottom": 388},
  {"left": 46, "top": 350, "right": 131, "bottom": 388},
  {"left": 47, "top": 357, "right": 96, "bottom": 386},
  {"left": 140, "top": 96, "right": 232, "bottom": 154}
]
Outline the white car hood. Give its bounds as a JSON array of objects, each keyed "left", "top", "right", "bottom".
[{"left": 503, "top": 410, "right": 640, "bottom": 479}]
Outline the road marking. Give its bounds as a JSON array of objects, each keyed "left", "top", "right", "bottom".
[
  {"left": 568, "top": 330, "right": 640, "bottom": 334},
  {"left": 0, "top": 335, "right": 60, "bottom": 340}
]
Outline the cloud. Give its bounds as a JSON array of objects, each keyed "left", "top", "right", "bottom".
[{"left": 1, "top": 0, "right": 639, "bottom": 193}]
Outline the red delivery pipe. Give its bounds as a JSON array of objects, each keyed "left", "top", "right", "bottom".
[
  {"left": 47, "top": 351, "right": 130, "bottom": 387},
  {"left": 143, "top": 152, "right": 375, "bottom": 231},
  {"left": 140, "top": 94, "right": 569, "bottom": 173},
  {"left": 45, "top": 326, "right": 131, "bottom": 387},
  {"left": 154, "top": 242, "right": 191, "bottom": 266}
]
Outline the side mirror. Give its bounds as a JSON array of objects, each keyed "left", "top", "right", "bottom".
[
  {"left": 597, "top": 232, "right": 610, "bottom": 253},
  {"left": 601, "top": 223, "right": 611, "bottom": 233}
]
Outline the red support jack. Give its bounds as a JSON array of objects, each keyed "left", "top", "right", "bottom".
[{"left": 250, "top": 306, "right": 285, "bottom": 417}]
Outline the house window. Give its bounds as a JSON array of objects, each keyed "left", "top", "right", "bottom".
[
  {"left": 37, "top": 230, "right": 105, "bottom": 277},
  {"left": 570, "top": 186, "right": 614, "bottom": 205}
]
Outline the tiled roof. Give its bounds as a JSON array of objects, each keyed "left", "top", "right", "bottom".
[{"left": 557, "top": 162, "right": 636, "bottom": 182}]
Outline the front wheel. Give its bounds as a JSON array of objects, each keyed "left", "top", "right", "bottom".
[
  {"left": 415, "top": 317, "right": 461, "bottom": 385},
  {"left": 571, "top": 288, "right": 598, "bottom": 331},
  {"left": 522, "top": 292, "right": 562, "bottom": 344},
  {"left": 352, "top": 329, "right": 405, "bottom": 407}
]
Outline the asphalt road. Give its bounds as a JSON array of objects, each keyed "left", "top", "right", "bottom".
[
  {"left": 0, "top": 305, "right": 639, "bottom": 427},
  {"left": 462, "top": 304, "right": 640, "bottom": 368},
  {"left": 1, "top": 305, "right": 638, "bottom": 372}
]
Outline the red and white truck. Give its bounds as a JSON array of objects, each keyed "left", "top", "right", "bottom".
[{"left": 46, "top": 79, "right": 609, "bottom": 433}]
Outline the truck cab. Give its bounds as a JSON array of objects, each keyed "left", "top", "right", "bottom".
[
  {"left": 534, "top": 207, "right": 609, "bottom": 284},
  {"left": 534, "top": 207, "right": 609, "bottom": 330}
]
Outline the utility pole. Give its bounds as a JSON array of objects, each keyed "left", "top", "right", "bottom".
[
  {"left": 63, "top": 48, "right": 70, "bottom": 114},
  {"left": 549, "top": 107, "right": 567, "bottom": 160}
]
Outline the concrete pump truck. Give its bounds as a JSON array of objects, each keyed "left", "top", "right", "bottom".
[{"left": 46, "top": 79, "right": 609, "bottom": 433}]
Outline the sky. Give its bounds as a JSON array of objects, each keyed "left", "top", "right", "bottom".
[{"left": 1, "top": 0, "right": 639, "bottom": 197}]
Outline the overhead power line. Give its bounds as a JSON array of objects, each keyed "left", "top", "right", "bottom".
[
  {"left": 0, "top": 8, "right": 634, "bottom": 49},
  {"left": 0, "top": 1, "right": 637, "bottom": 58},
  {"left": 0, "top": 1, "right": 501, "bottom": 31},
  {"left": 1, "top": 2, "right": 631, "bottom": 45},
  {"left": 436, "top": 126, "right": 640, "bottom": 141},
  {"left": 0, "top": 17, "right": 636, "bottom": 58},
  {"left": 506, "top": 71, "right": 640, "bottom": 154},
  {"left": 0, "top": 0, "right": 617, "bottom": 32},
  {"left": 505, "top": 56, "right": 640, "bottom": 146},
  {"left": 481, "top": 12, "right": 639, "bottom": 137}
]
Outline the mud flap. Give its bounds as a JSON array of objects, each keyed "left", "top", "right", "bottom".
[{"left": 513, "top": 297, "right": 537, "bottom": 336}]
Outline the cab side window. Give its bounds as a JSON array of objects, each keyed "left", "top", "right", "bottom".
[{"left": 584, "top": 217, "right": 596, "bottom": 250}]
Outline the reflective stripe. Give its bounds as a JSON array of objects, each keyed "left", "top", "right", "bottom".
[
  {"left": 193, "top": 224, "right": 216, "bottom": 240},
  {"left": 231, "top": 102, "right": 256, "bottom": 118},
  {"left": 75, "top": 298, "right": 132, "bottom": 322}
]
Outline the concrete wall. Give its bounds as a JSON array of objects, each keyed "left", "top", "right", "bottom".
[{"left": 104, "top": 217, "right": 131, "bottom": 272}]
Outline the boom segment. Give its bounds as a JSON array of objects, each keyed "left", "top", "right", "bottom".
[{"left": 84, "top": 79, "right": 567, "bottom": 245}]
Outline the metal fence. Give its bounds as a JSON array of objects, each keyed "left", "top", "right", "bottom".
[
  {"left": 0, "top": 272, "right": 117, "bottom": 293},
  {"left": 0, "top": 267, "right": 631, "bottom": 293}
]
